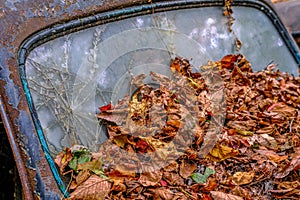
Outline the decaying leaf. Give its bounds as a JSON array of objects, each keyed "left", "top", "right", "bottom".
[
  {"left": 139, "top": 171, "right": 162, "bottom": 186},
  {"left": 179, "top": 160, "right": 197, "bottom": 179},
  {"left": 67, "top": 175, "right": 112, "bottom": 200},
  {"left": 54, "top": 148, "right": 73, "bottom": 174}
]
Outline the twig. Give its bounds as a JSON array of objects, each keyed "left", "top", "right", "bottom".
[{"left": 289, "top": 118, "right": 294, "bottom": 133}]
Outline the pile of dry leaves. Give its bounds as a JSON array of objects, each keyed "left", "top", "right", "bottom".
[{"left": 55, "top": 54, "right": 300, "bottom": 199}]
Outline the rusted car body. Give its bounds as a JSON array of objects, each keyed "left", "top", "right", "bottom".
[{"left": 0, "top": 0, "right": 299, "bottom": 199}]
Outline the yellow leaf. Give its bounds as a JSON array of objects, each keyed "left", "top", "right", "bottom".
[
  {"left": 206, "top": 145, "right": 239, "bottom": 162},
  {"left": 113, "top": 134, "right": 133, "bottom": 148},
  {"left": 236, "top": 129, "right": 253, "bottom": 136},
  {"left": 232, "top": 171, "right": 255, "bottom": 185}
]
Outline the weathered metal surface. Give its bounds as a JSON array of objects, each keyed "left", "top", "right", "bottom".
[{"left": 0, "top": 0, "right": 299, "bottom": 199}]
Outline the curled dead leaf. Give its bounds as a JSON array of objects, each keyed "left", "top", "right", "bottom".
[{"left": 179, "top": 160, "right": 197, "bottom": 179}]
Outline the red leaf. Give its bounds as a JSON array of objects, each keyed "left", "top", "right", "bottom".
[
  {"left": 135, "top": 139, "right": 150, "bottom": 153},
  {"left": 99, "top": 102, "right": 112, "bottom": 112},
  {"left": 203, "top": 194, "right": 213, "bottom": 200},
  {"left": 160, "top": 179, "right": 168, "bottom": 186}
]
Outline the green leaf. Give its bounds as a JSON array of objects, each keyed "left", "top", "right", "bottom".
[
  {"left": 68, "top": 157, "right": 78, "bottom": 171},
  {"left": 191, "top": 167, "right": 215, "bottom": 184},
  {"left": 191, "top": 173, "right": 207, "bottom": 184},
  {"left": 77, "top": 154, "right": 92, "bottom": 165},
  {"left": 68, "top": 149, "right": 92, "bottom": 171},
  {"left": 204, "top": 167, "right": 215, "bottom": 177}
]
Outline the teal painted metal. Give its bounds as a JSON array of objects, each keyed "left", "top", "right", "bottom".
[{"left": 19, "top": 63, "right": 69, "bottom": 197}]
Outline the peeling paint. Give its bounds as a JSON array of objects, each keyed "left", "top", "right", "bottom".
[
  {"left": 23, "top": 0, "right": 104, "bottom": 19},
  {"left": 0, "top": 48, "right": 20, "bottom": 109},
  {"left": 16, "top": 110, "right": 40, "bottom": 167},
  {"left": 5, "top": 0, "right": 27, "bottom": 12}
]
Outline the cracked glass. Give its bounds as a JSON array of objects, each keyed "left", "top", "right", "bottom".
[{"left": 25, "top": 6, "right": 299, "bottom": 155}]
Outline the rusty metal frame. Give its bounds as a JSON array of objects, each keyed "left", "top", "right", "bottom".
[{"left": 1, "top": 0, "right": 300, "bottom": 199}]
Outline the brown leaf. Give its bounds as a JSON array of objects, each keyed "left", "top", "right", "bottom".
[
  {"left": 163, "top": 171, "right": 184, "bottom": 186},
  {"left": 110, "top": 180, "right": 126, "bottom": 193},
  {"left": 170, "top": 58, "right": 181, "bottom": 72},
  {"left": 179, "top": 160, "right": 197, "bottom": 179},
  {"left": 210, "top": 191, "right": 243, "bottom": 200},
  {"left": 97, "top": 108, "right": 128, "bottom": 125},
  {"left": 106, "top": 169, "right": 136, "bottom": 182},
  {"left": 267, "top": 102, "right": 296, "bottom": 116},
  {"left": 256, "top": 149, "right": 288, "bottom": 163},
  {"left": 256, "top": 134, "right": 278, "bottom": 150},
  {"left": 76, "top": 170, "right": 91, "bottom": 186},
  {"left": 201, "top": 179, "right": 219, "bottom": 192},
  {"left": 275, "top": 149, "right": 300, "bottom": 178},
  {"left": 67, "top": 175, "right": 112, "bottom": 200},
  {"left": 231, "top": 186, "right": 251, "bottom": 199},
  {"left": 232, "top": 171, "right": 255, "bottom": 185},
  {"left": 221, "top": 54, "right": 237, "bottom": 69},
  {"left": 139, "top": 171, "right": 162, "bottom": 187},
  {"left": 54, "top": 148, "right": 73, "bottom": 174},
  {"left": 135, "top": 138, "right": 151, "bottom": 153},
  {"left": 112, "top": 134, "right": 132, "bottom": 148},
  {"left": 163, "top": 161, "right": 179, "bottom": 172},
  {"left": 146, "top": 188, "right": 175, "bottom": 200}
]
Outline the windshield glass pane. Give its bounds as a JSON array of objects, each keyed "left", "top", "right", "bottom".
[{"left": 25, "top": 5, "right": 299, "bottom": 155}]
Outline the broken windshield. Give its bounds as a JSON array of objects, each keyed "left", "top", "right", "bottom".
[{"left": 25, "top": 5, "right": 299, "bottom": 156}]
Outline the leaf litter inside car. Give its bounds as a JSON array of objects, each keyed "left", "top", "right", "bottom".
[{"left": 55, "top": 54, "right": 300, "bottom": 199}]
